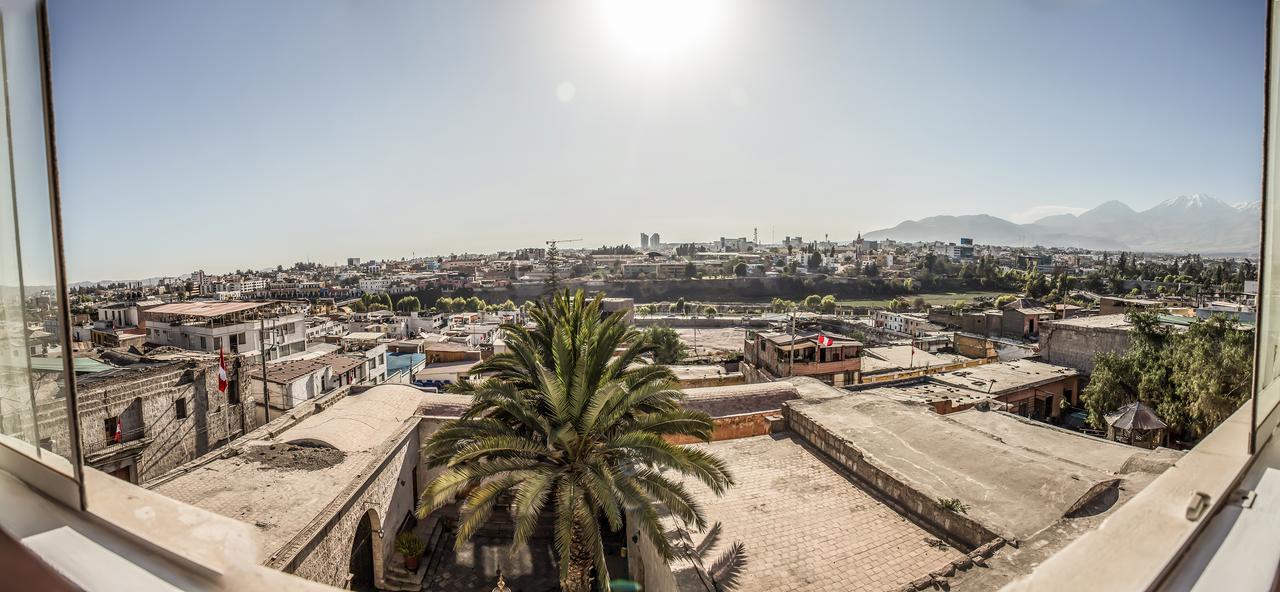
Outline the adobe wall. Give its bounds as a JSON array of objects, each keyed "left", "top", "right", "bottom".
[{"left": 1038, "top": 323, "right": 1131, "bottom": 375}]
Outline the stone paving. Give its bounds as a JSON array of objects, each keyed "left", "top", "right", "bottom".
[
  {"left": 423, "top": 533, "right": 559, "bottom": 592},
  {"left": 675, "top": 435, "right": 962, "bottom": 592}
]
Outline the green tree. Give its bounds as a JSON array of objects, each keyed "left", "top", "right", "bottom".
[
  {"left": 436, "top": 296, "right": 454, "bottom": 311},
  {"left": 770, "top": 297, "right": 794, "bottom": 313},
  {"left": 350, "top": 300, "right": 367, "bottom": 313},
  {"left": 1082, "top": 312, "right": 1252, "bottom": 439},
  {"left": 819, "top": 295, "right": 837, "bottom": 314},
  {"left": 644, "top": 325, "right": 687, "bottom": 364},
  {"left": 368, "top": 303, "right": 389, "bottom": 312},
  {"left": 395, "top": 296, "right": 421, "bottom": 313},
  {"left": 703, "top": 305, "right": 718, "bottom": 316},
  {"left": 637, "top": 304, "right": 656, "bottom": 315},
  {"left": 674, "top": 297, "right": 687, "bottom": 313},
  {"left": 807, "top": 251, "right": 823, "bottom": 270},
  {"left": 499, "top": 299, "right": 518, "bottom": 311},
  {"left": 421, "top": 291, "right": 734, "bottom": 592},
  {"left": 733, "top": 261, "right": 748, "bottom": 277},
  {"left": 802, "top": 294, "right": 822, "bottom": 311},
  {"left": 465, "top": 296, "right": 485, "bottom": 312}
]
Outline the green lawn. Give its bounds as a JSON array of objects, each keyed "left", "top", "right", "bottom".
[{"left": 836, "top": 291, "right": 1006, "bottom": 308}]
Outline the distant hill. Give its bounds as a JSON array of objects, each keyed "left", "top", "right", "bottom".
[{"left": 864, "top": 194, "right": 1260, "bottom": 254}]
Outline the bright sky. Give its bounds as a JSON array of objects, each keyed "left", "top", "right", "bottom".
[{"left": 49, "top": 0, "right": 1264, "bottom": 282}]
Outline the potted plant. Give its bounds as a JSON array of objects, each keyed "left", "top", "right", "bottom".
[{"left": 395, "top": 532, "right": 426, "bottom": 571}]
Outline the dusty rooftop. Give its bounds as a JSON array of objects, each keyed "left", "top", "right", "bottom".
[
  {"left": 681, "top": 382, "right": 799, "bottom": 417},
  {"left": 929, "top": 358, "right": 1078, "bottom": 396},
  {"left": 666, "top": 364, "right": 733, "bottom": 381},
  {"left": 859, "top": 379, "right": 995, "bottom": 408},
  {"left": 784, "top": 389, "right": 1175, "bottom": 542},
  {"left": 150, "top": 385, "right": 428, "bottom": 555},
  {"left": 860, "top": 345, "right": 964, "bottom": 374},
  {"left": 1044, "top": 314, "right": 1132, "bottom": 330}
]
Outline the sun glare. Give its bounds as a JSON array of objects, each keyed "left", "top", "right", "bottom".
[{"left": 596, "top": 0, "right": 727, "bottom": 63}]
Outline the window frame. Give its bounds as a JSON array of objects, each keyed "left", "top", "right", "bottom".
[{"left": 0, "top": 1, "right": 87, "bottom": 511}]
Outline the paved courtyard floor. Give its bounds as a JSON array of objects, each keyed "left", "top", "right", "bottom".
[
  {"left": 423, "top": 533, "right": 559, "bottom": 592},
  {"left": 675, "top": 434, "right": 962, "bottom": 592}
]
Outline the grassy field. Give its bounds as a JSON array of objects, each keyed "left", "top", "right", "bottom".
[{"left": 835, "top": 291, "right": 1006, "bottom": 308}]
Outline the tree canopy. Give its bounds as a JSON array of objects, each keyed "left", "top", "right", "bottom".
[
  {"left": 1082, "top": 312, "right": 1252, "bottom": 440},
  {"left": 644, "top": 325, "right": 687, "bottom": 364}
]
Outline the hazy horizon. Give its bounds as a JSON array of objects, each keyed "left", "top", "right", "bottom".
[{"left": 47, "top": 0, "right": 1266, "bottom": 282}]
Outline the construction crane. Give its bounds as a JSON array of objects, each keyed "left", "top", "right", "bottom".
[{"left": 544, "top": 238, "right": 582, "bottom": 292}]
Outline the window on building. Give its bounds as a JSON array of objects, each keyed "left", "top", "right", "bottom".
[
  {"left": 104, "top": 417, "right": 117, "bottom": 442},
  {"left": 175, "top": 398, "right": 187, "bottom": 419},
  {"left": 199, "top": 336, "right": 207, "bottom": 349},
  {"left": 213, "top": 336, "right": 221, "bottom": 350},
  {"left": 228, "top": 379, "right": 240, "bottom": 405}
]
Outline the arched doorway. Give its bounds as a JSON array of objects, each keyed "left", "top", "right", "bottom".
[{"left": 348, "top": 509, "right": 382, "bottom": 591}]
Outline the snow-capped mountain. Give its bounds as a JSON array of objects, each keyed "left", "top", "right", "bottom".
[{"left": 864, "top": 194, "right": 1260, "bottom": 254}]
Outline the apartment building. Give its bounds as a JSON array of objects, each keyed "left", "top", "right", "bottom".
[
  {"left": 142, "top": 301, "right": 308, "bottom": 360},
  {"left": 741, "top": 330, "right": 862, "bottom": 386}
]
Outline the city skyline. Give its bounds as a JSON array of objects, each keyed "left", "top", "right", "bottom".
[{"left": 48, "top": 0, "right": 1265, "bottom": 282}]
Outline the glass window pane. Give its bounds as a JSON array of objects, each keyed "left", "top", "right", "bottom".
[{"left": 0, "top": 4, "right": 76, "bottom": 479}]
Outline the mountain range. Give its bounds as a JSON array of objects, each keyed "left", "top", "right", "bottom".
[{"left": 863, "top": 194, "right": 1261, "bottom": 255}]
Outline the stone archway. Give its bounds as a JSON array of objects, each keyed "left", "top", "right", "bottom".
[{"left": 348, "top": 508, "right": 383, "bottom": 591}]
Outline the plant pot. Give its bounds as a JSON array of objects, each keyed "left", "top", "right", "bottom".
[{"left": 404, "top": 553, "right": 421, "bottom": 572}]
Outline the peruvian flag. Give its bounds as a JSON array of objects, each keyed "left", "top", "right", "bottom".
[
  {"left": 816, "top": 333, "right": 834, "bottom": 347},
  {"left": 113, "top": 417, "right": 122, "bottom": 443},
  {"left": 217, "top": 349, "right": 229, "bottom": 393}
]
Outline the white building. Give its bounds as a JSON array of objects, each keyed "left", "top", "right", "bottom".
[{"left": 142, "top": 301, "right": 308, "bottom": 360}]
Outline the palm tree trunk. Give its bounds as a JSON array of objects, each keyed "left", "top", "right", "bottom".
[
  {"left": 560, "top": 558, "right": 594, "bottom": 592},
  {"left": 560, "top": 524, "right": 595, "bottom": 592}
]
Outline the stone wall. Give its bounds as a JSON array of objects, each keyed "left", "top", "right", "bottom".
[
  {"left": 783, "top": 402, "right": 999, "bottom": 550},
  {"left": 40, "top": 356, "right": 253, "bottom": 484},
  {"left": 281, "top": 425, "right": 419, "bottom": 589}
]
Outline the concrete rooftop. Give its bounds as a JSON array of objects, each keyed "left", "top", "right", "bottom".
[
  {"left": 785, "top": 392, "right": 1163, "bottom": 542},
  {"left": 929, "top": 359, "right": 1078, "bottom": 397},
  {"left": 151, "top": 385, "right": 428, "bottom": 556}
]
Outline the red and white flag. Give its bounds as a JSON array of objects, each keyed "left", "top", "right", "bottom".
[
  {"left": 217, "top": 349, "right": 229, "bottom": 393},
  {"left": 113, "top": 418, "right": 122, "bottom": 443},
  {"left": 816, "top": 333, "right": 834, "bottom": 347}
]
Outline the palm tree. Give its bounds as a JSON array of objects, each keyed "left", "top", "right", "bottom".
[
  {"left": 418, "top": 290, "right": 735, "bottom": 592},
  {"left": 644, "top": 325, "right": 687, "bottom": 364}
]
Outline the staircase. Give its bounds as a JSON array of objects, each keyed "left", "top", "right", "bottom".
[{"left": 380, "top": 517, "right": 448, "bottom": 592}]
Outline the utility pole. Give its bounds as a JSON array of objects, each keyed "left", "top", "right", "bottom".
[
  {"left": 788, "top": 307, "right": 797, "bottom": 377},
  {"left": 259, "top": 317, "right": 270, "bottom": 422}
]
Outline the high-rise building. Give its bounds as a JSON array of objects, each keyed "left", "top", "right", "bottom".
[
  {"left": 650, "top": 232, "right": 661, "bottom": 247},
  {"left": 640, "top": 233, "right": 649, "bottom": 249}
]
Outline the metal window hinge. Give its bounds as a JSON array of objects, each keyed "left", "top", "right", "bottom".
[
  {"left": 1186, "top": 491, "right": 1211, "bottom": 520},
  {"left": 1231, "top": 489, "right": 1257, "bottom": 509}
]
